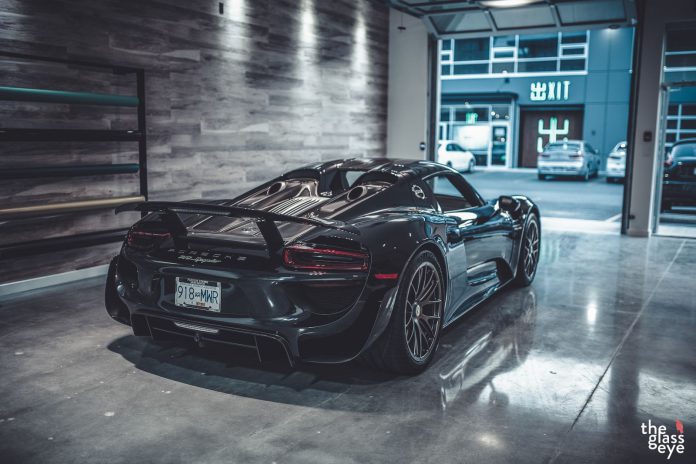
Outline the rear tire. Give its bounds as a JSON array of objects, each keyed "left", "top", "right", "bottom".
[
  {"left": 538, "top": 174, "right": 546, "bottom": 180},
  {"left": 514, "top": 213, "right": 540, "bottom": 287},
  {"left": 468, "top": 159, "right": 475, "bottom": 172},
  {"left": 363, "top": 251, "right": 444, "bottom": 375}
]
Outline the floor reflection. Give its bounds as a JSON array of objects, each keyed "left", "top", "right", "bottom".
[
  {"left": 436, "top": 289, "right": 536, "bottom": 411},
  {"left": 107, "top": 288, "right": 537, "bottom": 413}
]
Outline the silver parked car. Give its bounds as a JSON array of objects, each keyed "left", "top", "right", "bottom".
[
  {"left": 537, "top": 140, "right": 601, "bottom": 181},
  {"left": 606, "top": 141, "right": 627, "bottom": 183}
]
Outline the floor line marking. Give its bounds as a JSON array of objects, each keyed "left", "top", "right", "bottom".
[
  {"left": 604, "top": 213, "right": 622, "bottom": 222},
  {"left": 547, "top": 239, "right": 686, "bottom": 464}
]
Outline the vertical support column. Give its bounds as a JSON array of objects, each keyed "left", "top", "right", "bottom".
[
  {"left": 623, "top": 0, "right": 694, "bottom": 236},
  {"left": 136, "top": 70, "right": 148, "bottom": 200}
]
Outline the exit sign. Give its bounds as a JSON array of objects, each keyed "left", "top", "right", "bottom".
[{"left": 530, "top": 80, "right": 571, "bottom": 102}]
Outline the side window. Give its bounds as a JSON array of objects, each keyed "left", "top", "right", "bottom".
[
  {"left": 454, "top": 144, "right": 464, "bottom": 152},
  {"left": 424, "top": 174, "right": 482, "bottom": 212},
  {"left": 447, "top": 143, "right": 455, "bottom": 151}
]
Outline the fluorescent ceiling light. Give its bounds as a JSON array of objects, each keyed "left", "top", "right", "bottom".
[{"left": 479, "top": 0, "right": 543, "bottom": 7}]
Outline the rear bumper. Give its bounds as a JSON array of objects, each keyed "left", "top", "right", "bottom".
[
  {"left": 538, "top": 161, "right": 586, "bottom": 176},
  {"left": 106, "top": 252, "right": 397, "bottom": 365},
  {"left": 662, "top": 180, "right": 696, "bottom": 204},
  {"left": 606, "top": 164, "right": 625, "bottom": 178}
]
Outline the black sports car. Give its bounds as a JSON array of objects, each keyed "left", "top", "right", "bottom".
[{"left": 105, "top": 158, "right": 540, "bottom": 374}]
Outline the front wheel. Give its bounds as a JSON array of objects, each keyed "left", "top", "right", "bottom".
[
  {"left": 514, "top": 213, "right": 540, "bottom": 287},
  {"left": 468, "top": 159, "right": 475, "bottom": 172},
  {"left": 538, "top": 173, "right": 546, "bottom": 180},
  {"left": 364, "top": 251, "right": 445, "bottom": 374}
]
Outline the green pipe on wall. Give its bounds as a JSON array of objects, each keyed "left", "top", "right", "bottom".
[{"left": 0, "top": 86, "right": 139, "bottom": 107}]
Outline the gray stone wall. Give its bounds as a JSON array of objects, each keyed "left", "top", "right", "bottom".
[{"left": 0, "top": 0, "right": 389, "bottom": 282}]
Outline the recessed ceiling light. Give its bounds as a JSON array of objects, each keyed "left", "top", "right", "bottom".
[{"left": 479, "top": 0, "right": 542, "bottom": 7}]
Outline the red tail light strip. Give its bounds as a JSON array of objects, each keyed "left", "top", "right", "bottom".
[
  {"left": 375, "top": 273, "right": 399, "bottom": 280},
  {"left": 282, "top": 244, "right": 369, "bottom": 271}
]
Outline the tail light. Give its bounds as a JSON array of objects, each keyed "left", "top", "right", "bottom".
[
  {"left": 282, "top": 244, "right": 369, "bottom": 271},
  {"left": 126, "top": 226, "right": 171, "bottom": 251},
  {"left": 539, "top": 153, "right": 550, "bottom": 158}
]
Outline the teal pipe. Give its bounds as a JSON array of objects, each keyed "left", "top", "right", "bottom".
[{"left": 0, "top": 86, "right": 139, "bottom": 107}]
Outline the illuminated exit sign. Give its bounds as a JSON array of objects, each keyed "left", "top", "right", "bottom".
[{"left": 530, "top": 80, "right": 571, "bottom": 102}]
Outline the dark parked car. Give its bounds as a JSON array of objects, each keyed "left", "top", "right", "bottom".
[
  {"left": 106, "top": 159, "right": 540, "bottom": 374},
  {"left": 663, "top": 138, "right": 696, "bottom": 211}
]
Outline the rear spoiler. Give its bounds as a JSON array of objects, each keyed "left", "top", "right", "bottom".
[{"left": 115, "top": 201, "right": 358, "bottom": 253}]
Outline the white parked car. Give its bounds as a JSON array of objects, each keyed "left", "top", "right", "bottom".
[
  {"left": 606, "top": 141, "right": 627, "bottom": 183},
  {"left": 437, "top": 140, "right": 476, "bottom": 173}
]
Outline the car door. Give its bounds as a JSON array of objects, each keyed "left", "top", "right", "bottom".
[{"left": 423, "top": 173, "right": 515, "bottom": 322}]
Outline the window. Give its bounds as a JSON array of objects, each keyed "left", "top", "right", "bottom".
[
  {"left": 671, "top": 142, "right": 696, "bottom": 159},
  {"left": 440, "top": 31, "right": 588, "bottom": 78},
  {"left": 518, "top": 34, "right": 558, "bottom": 58},
  {"left": 424, "top": 174, "right": 481, "bottom": 212},
  {"left": 453, "top": 38, "right": 489, "bottom": 61},
  {"left": 666, "top": 103, "right": 696, "bottom": 148},
  {"left": 664, "top": 28, "right": 696, "bottom": 83}
]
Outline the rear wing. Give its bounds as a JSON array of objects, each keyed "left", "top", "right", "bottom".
[{"left": 115, "top": 201, "right": 358, "bottom": 253}]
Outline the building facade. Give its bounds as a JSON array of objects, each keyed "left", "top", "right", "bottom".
[{"left": 439, "top": 28, "right": 634, "bottom": 169}]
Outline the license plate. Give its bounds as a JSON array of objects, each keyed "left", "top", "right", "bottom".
[{"left": 175, "top": 277, "right": 221, "bottom": 312}]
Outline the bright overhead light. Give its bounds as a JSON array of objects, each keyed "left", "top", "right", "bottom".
[{"left": 479, "top": 0, "right": 542, "bottom": 7}]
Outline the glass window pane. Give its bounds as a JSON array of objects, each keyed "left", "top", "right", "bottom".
[
  {"left": 453, "top": 63, "right": 488, "bottom": 75},
  {"left": 681, "top": 119, "right": 696, "bottom": 130},
  {"left": 518, "top": 34, "right": 559, "bottom": 58},
  {"left": 560, "top": 59, "right": 585, "bottom": 71},
  {"left": 440, "top": 108, "right": 450, "bottom": 122},
  {"left": 518, "top": 60, "right": 557, "bottom": 72},
  {"left": 666, "top": 29, "right": 696, "bottom": 53},
  {"left": 441, "top": 40, "right": 452, "bottom": 51},
  {"left": 561, "top": 32, "right": 587, "bottom": 44},
  {"left": 493, "top": 35, "right": 515, "bottom": 47},
  {"left": 665, "top": 53, "right": 696, "bottom": 68},
  {"left": 682, "top": 104, "right": 696, "bottom": 116},
  {"left": 454, "top": 108, "right": 488, "bottom": 123},
  {"left": 453, "top": 38, "right": 490, "bottom": 61},
  {"left": 441, "top": 64, "right": 451, "bottom": 76},
  {"left": 561, "top": 47, "right": 585, "bottom": 56},
  {"left": 493, "top": 49, "right": 514, "bottom": 59},
  {"left": 668, "top": 105, "right": 680, "bottom": 115},
  {"left": 492, "top": 62, "right": 514, "bottom": 73},
  {"left": 491, "top": 105, "right": 510, "bottom": 119},
  {"left": 667, "top": 119, "right": 678, "bottom": 129}
]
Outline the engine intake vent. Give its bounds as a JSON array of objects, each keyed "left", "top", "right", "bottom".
[
  {"left": 267, "top": 181, "right": 285, "bottom": 195},
  {"left": 346, "top": 186, "right": 366, "bottom": 202}
]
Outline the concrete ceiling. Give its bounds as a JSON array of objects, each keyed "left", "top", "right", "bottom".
[{"left": 387, "top": 0, "right": 638, "bottom": 38}]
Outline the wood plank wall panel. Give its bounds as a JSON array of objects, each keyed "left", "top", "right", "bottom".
[{"left": 0, "top": 0, "right": 389, "bottom": 283}]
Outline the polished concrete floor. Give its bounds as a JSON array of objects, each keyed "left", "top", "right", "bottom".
[{"left": 0, "top": 230, "right": 694, "bottom": 463}]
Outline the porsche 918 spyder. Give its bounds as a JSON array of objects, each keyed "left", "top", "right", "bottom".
[{"left": 105, "top": 158, "right": 540, "bottom": 374}]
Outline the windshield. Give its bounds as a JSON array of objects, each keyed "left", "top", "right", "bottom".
[
  {"left": 545, "top": 142, "right": 581, "bottom": 151},
  {"left": 614, "top": 142, "right": 627, "bottom": 152},
  {"left": 671, "top": 142, "right": 696, "bottom": 159}
]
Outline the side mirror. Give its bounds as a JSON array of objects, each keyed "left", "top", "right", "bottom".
[{"left": 498, "top": 195, "right": 521, "bottom": 213}]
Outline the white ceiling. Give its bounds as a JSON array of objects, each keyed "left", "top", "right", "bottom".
[{"left": 387, "top": 0, "right": 638, "bottom": 38}]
